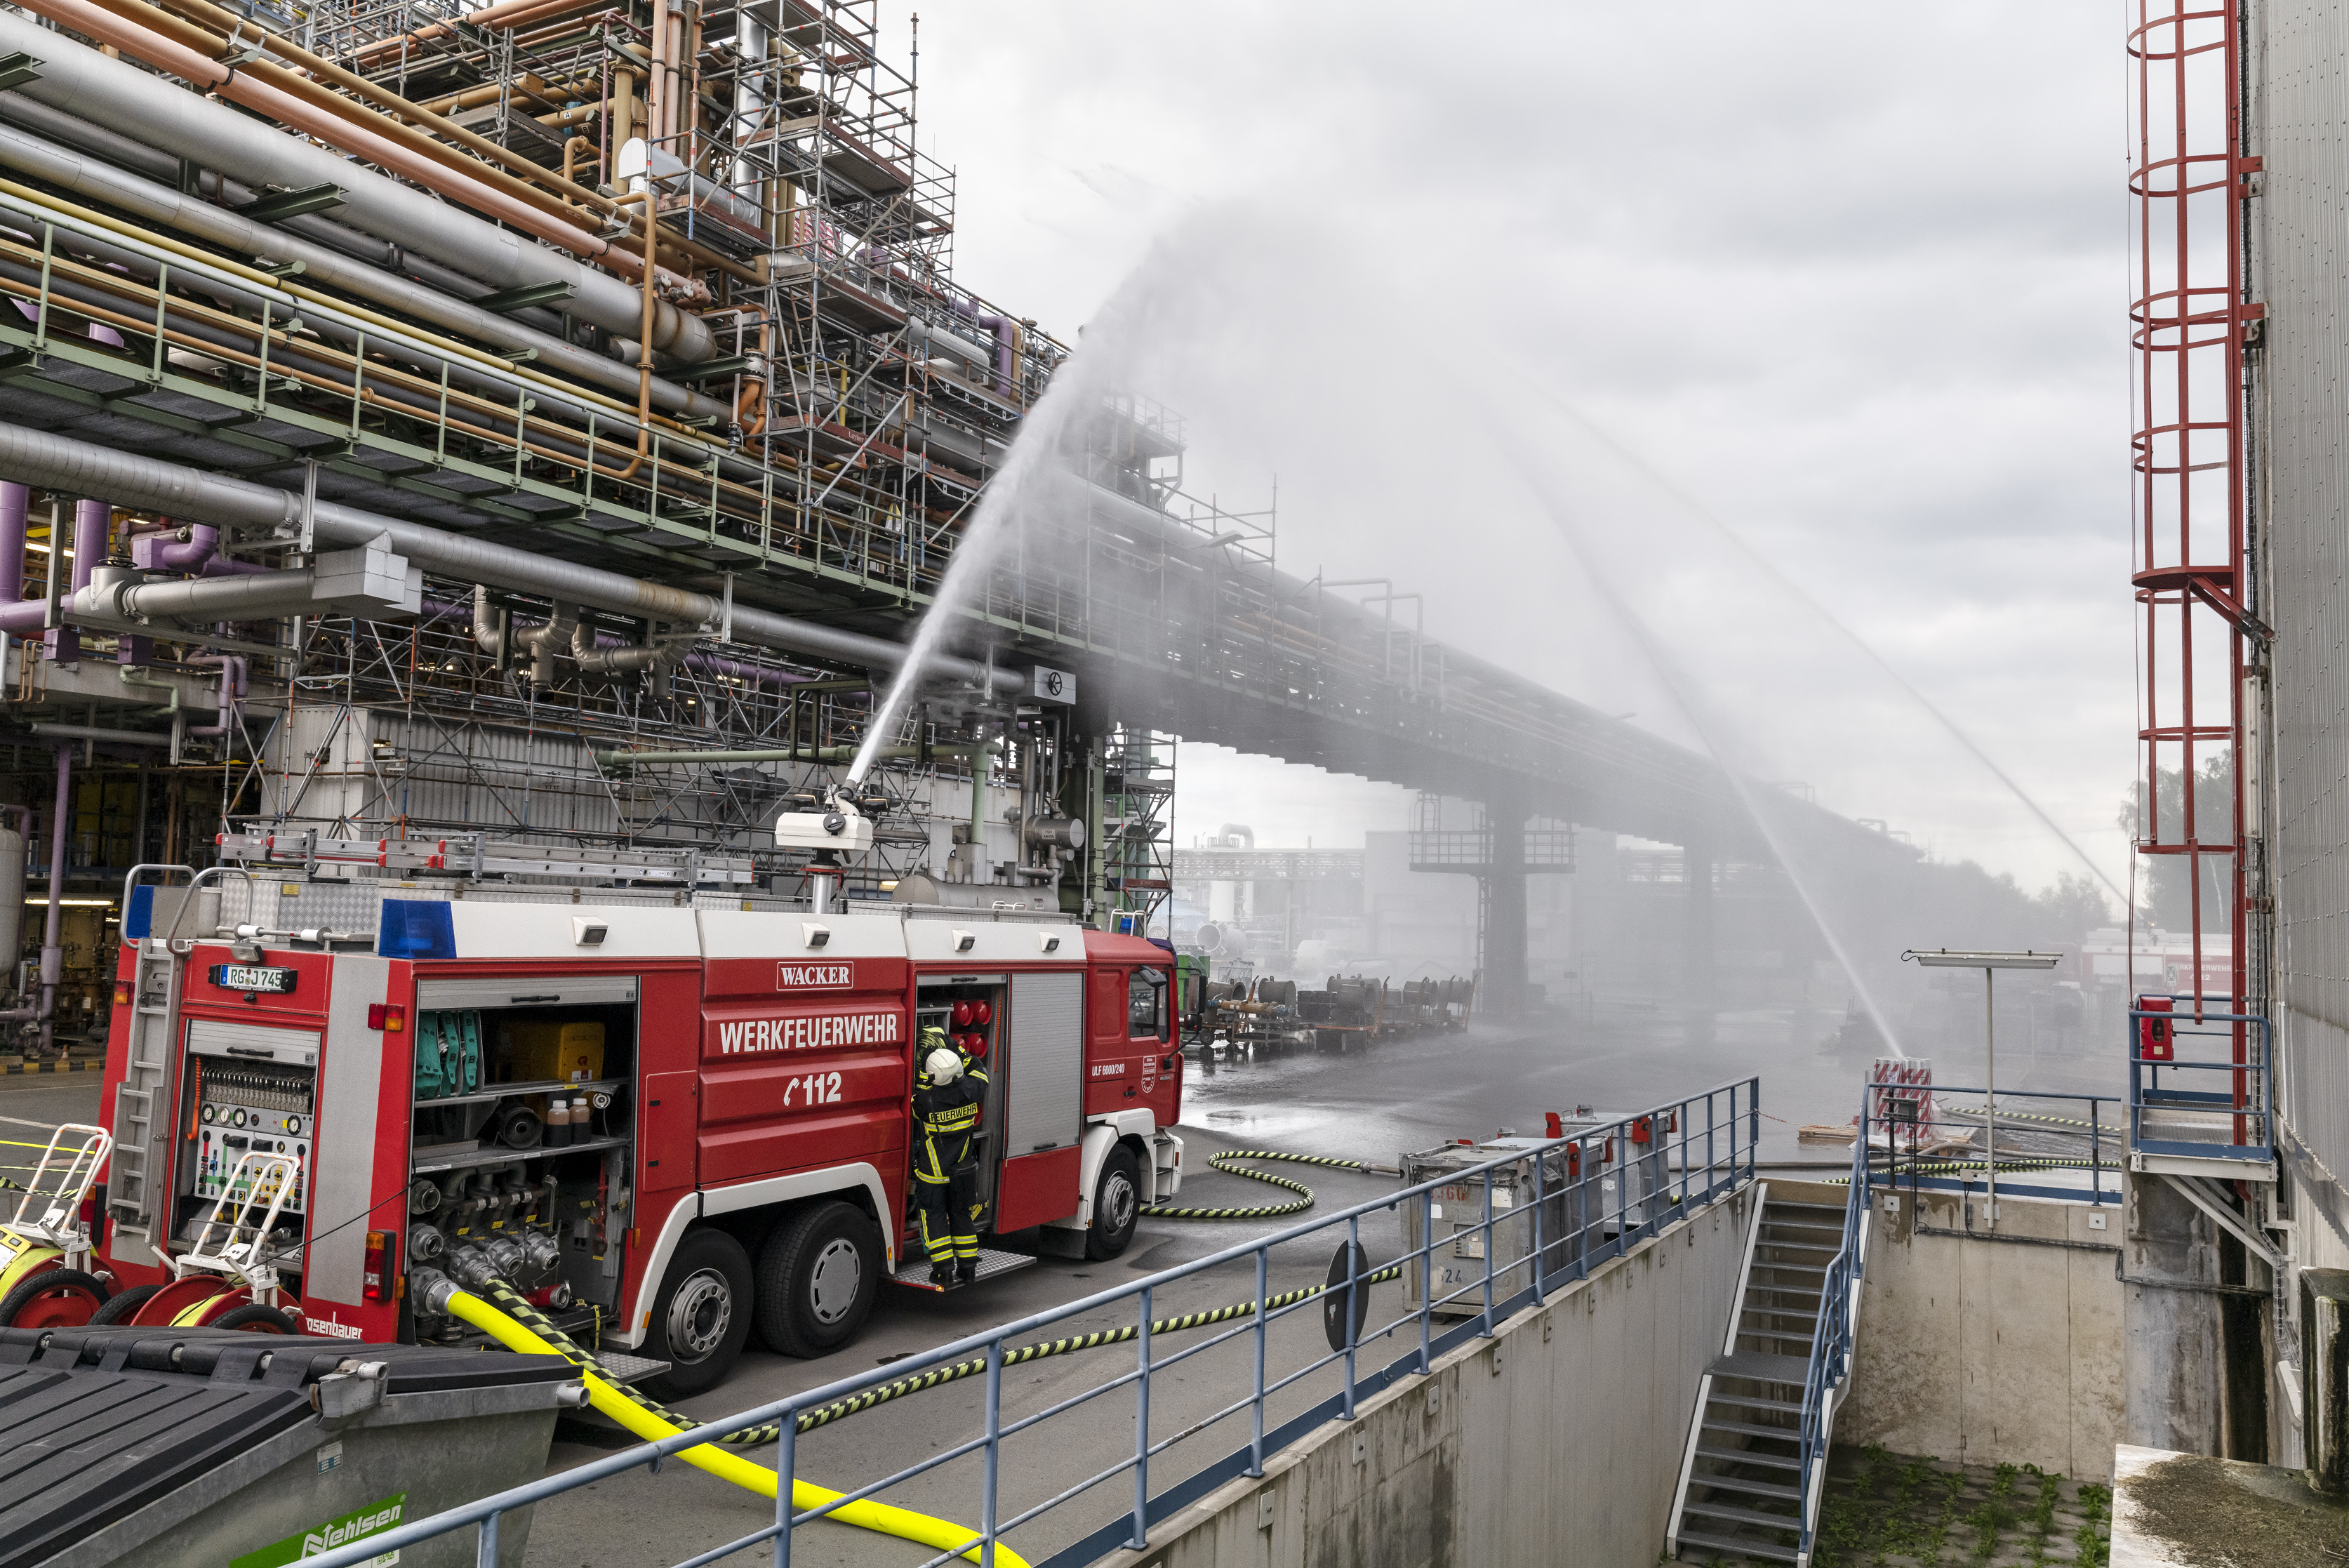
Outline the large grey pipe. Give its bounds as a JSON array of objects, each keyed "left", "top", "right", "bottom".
[
  {"left": 0, "top": 423, "right": 1023, "bottom": 693},
  {"left": 0, "top": 13, "right": 714, "bottom": 362},
  {"left": 0, "top": 95, "right": 566, "bottom": 340},
  {"left": 0, "top": 122, "right": 728, "bottom": 420}
]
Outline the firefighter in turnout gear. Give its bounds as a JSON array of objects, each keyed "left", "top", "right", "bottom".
[{"left": 912, "top": 1024, "right": 990, "bottom": 1284}]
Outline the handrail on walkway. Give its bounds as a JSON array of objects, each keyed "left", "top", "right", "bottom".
[{"left": 302, "top": 1075, "right": 1765, "bottom": 1568}]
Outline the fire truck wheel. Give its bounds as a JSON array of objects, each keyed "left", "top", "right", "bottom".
[
  {"left": 754, "top": 1201, "right": 879, "bottom": 1359},
  {"left": 206, "top": 1301, "right": 299, "bottom": 1334},
  {"left": 87, "top": 1284, "right": 159, "bottom": 1325},
  {"left": 1086, "top": 1146, "right": 1142, "bottom": 1261},
  {"left": 644, "top": 1229, "right": 753, "bottom": 1398},
  {"left": 0, "top": 1268, "right": 109, "bottom": 1328}
]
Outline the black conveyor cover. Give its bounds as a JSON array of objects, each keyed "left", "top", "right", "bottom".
[{"left": 0, "top": 1325, "right": 573, "bottom": 1568}]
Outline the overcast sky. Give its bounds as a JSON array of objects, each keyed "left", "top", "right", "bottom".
[{"left": 903, "top": 2, "right": 2134, "bottom": 899}]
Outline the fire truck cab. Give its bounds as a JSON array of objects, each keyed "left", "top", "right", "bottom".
[{"left": 95, "top": 886, "right": 1183, "bottom": 1394}]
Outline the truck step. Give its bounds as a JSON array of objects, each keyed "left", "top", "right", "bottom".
[
  {"left": 891, "top": 1247, "right": 1039, "bottom": 1292},
  {"left": 591, "top": 1348, "right": 673, "bottom": 1386}
]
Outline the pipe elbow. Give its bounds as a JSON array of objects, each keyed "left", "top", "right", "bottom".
[
  {"left": 470, "top": 583, "right": 502, "bottom": 656},
  {"left": 517, "top": 602, "right": 577, "bottom": 683},
  {"left": 569, "top": 615, "right": 615, "bottom": 672}
]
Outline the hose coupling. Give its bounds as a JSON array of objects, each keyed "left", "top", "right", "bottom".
[
  {"left": 444, "top": 1242, "right": 500, "bottom": 1290},
  {"left": 411, "top": 1265, "right": 458, "bottom": 1315}
]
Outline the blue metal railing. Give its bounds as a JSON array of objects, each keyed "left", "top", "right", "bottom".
[
  {"left": 2127, "top": 995, "right": 2273, "bottom": 1166},
  {"left": 1792, "top": 1080, "right": 2127, "bottom": 1559},
  {"left": 305, "top": 1077, "right": 1763, "bottom": 1568},
  {"left": 1793, "top": 1093, "right": 1870, "bottom": 1562},
  {"left": 1878, "top": 1087, "right": 2122, "bottom": 1205}
]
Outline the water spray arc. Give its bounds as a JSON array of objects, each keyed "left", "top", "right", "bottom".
[
  {"left": 1490, "top": 428, "right": 1909, "bottom": 1056},
  {"left": 844, "top": 240, "right": 1192, "bottom": 791},
  {"left": 1520, "top": 386, "right": 2133, "bottom": 917}
]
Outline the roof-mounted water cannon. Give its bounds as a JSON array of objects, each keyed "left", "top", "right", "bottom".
[{"left": 776, "top": 790, "right": 875, "bottom": 914}]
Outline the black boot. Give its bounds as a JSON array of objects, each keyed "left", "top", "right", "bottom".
[
  {"left": 956, "top": 1259, "right": 978, "bottom": 1285},
  {"left": 930, "top": 1261, "right": 955, "bottom": 1286}
]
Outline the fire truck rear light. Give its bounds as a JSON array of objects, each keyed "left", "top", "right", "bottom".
[
  {"left": 364, "top": 1230, "right": 393, "bottom": 1301},
  {"left": 114, "top": 983, "right": 132, "bottom": 1006},
  {"left": 367, "top": 1004, "right": 406, "bottom": 1032}
]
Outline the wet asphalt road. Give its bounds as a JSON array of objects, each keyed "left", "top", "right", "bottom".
[{"left": 0, "top": 999, "right": 2117, "bottom": 1567}]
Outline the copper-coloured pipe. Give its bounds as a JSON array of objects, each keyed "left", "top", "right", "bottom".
[
  {"left": 126, "top": 0, "right": 757, "bottom": 285},
  {"left": 347, "top": 0, "right": 604, "bottom": 67},
  {"left": 32, "top": 0, "right": 653, "bottom": 278},
  {"left": 608, "top": 190, "right": 662, "bottom": 481},
  {"left": 562, "top": 135, "right": 596, "bottom": 199}
]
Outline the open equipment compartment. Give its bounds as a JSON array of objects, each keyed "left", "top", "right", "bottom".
[
  {"left": 177, "top": 1018, "right": 319, "bottom": 1281},
  {"left": 406, "top": 971, "right": 641, "bottom": 1341},
  {"left": 912, "top": 974, "right": 1005, "bottom": 1233}
]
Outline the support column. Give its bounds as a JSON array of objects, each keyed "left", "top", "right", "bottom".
[
  {"left": 1683, "top": 837, "right": 1715, "bottom": 1009},
  {"left": 2122, "top": 1172, "right": 2228, "bottom": 1456},
  {"left": 1484, "top": 805, "right": 1528, "bottom": 1020},
  {"left": 45, "top": 498, "right": 104, "bottom": 665}
]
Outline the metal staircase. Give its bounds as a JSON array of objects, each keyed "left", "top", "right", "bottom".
[{"left": 1667, "top": 1188, "right": 1857, "bottom": 1564}]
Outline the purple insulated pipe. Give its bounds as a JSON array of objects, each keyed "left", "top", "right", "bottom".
[
  {"left": 0, "top": 496, "right": 109, "bottom": 642},
  {"left": 38, "top": 498, "right": 108, "bottom": 660},
  {"left": 70, "top": 498, "right": 103, "bottom": 592},
  {"left": 131, "top": 522, "right": 269, "bottom": 577},
  {"left": 952, "top": 298, "right": 1018, "bottom": 397}
]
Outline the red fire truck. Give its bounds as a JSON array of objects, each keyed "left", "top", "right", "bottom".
[{"left": 87, "top": 883, "right": 1184, "bottom": 1393}]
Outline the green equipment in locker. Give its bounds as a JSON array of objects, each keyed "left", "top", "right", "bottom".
[{"left": 413, "top": 1010, "right": 484, "bottom": 1100}]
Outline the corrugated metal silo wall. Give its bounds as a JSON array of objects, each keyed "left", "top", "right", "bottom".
[{"left": 2258, "top": 0, "right": 2349, "bottom": 1242}]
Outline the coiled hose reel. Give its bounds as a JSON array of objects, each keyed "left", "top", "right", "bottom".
[{"left": 1140, "top": 1147, "right": 1367, "bottom": 1221}]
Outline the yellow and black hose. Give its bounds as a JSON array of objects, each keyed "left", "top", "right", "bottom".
[
  {"left": 439, "top": 1283, "right": 1032, "bottom": 1568},
  {"left": 793, "top": 1261, "right": 1405, "bottom": 1433},
  {"left": 469, "top": 1276, "right": 781, "bottom": 1448},
  {"left": 1836, "top": 1155, "right": 2126, "bottom": 1185},
  {"left": 1141, "top": 1148, "right": 1366, "bottom": 1221}
]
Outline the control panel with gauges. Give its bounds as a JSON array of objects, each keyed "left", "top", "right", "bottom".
[{"left": 192, "top": 1061, "right": 316, "bottom": 1213}]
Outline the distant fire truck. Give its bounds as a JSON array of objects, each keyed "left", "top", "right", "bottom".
[{"left": 72, "top": 818, "right": 1183, "bottom": 1394}]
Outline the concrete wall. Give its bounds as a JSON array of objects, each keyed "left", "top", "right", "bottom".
[
  {"left": 1098, "top": 1183, "right": 1755, "bottom": 1568},
  {"left": 1838, "top": 1187, "right": 2124, "bottom": 1480}
]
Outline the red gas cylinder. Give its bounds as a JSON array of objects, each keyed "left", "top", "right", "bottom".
[
  {"left": 2138, "top": 995, "right": 2174, "bottom": 1061},
  {"left": 951, "top": 1000, "right": 974, "bottom": 1027},
  {"left": 970, "top": 999, "right": 992, "bottom": 1026}
]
